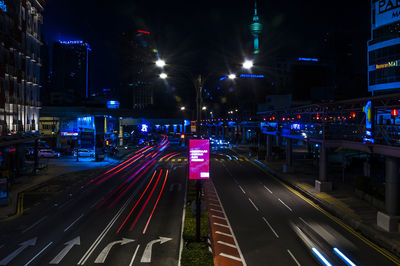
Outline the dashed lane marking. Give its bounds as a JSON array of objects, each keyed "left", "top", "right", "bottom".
[
  {"left": 262, "top": 217, "right": 279, "bottom": 238},
  {"left": 216, "top": 231, "right": 233, "bottom": 238},
  {"left": 220, "top": 253, "right": 242, "bottom": 262},
  {"left": 217, "top": 241, "right": 237, "bottom": 249}
]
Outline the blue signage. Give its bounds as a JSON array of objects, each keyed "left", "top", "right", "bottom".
[
  {"left": 141, "top": 124, "right": 149, "bottom": 133},
  {"left": 0, "top": 1, "right": 6, "bottom": 12},
  {"left": 240, "top": 74, "right": 265, "bottom": 78},
  {"left": 298, "top": 57, "right": 319, "bottom": 62},
  {"left": 107, "top": 100, "right": 120, "bottom": 109}
]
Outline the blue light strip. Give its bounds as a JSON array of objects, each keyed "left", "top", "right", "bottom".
[
  {"left": 298, "top": 57, "right": 319, "bottom": 62},
  {"left": 240, "top": 74, "right": 265, "bottom": 78},
  {"left": 312, "top": 248, "right": 332, "bottom": 266},
  {"left": 59, "top": 40, "right": 84, "bottom": 45},
  {"left": 333, "top": 248, "right": 356, "bottom": 266},
  {"left": 219, "top": 76, "right": 227, "bottom": 81}
]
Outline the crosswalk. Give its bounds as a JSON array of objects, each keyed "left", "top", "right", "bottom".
[{"left": 158, "top": 157, "right": 248, "bottom": 163}]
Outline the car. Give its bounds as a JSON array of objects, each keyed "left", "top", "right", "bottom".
[
  {"left": 74, "top": 149, "right": 95, "bottom": 157},
  {"left": 38, "top": 149, "right": 60, "bottom": 158}
]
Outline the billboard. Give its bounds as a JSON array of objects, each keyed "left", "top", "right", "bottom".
[
  {"left": 375, "top": 0, "right": 400, "bottom": 28},
  {"left": 189, "top": 139, "right": 210, "bottom": 180}
]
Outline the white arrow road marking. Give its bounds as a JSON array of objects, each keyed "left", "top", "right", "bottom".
[
  {"left": 49, "top": 236, "right": 81, "bottom": 264},
  {"left": 24, "top": 241, "right": 53, "bottom": 266},
  {"left": 140, "top": 237, "right": 172, "bottom": 263},
  {"left": 94, "top": 238, "right": 135, "bottom": 264},
  {"left": 0, "top": 237, "right": 37, "bottom": 265}
]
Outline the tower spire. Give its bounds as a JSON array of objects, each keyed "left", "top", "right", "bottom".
[{"left": 250, "top": 0, "right": 262, "bottom": 54}]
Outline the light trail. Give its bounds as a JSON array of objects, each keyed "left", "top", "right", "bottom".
[
  {"left": 129, "top": 169, "right": 163, "bottom": 231},
  {"left": 142, "top": 169, "right": 169, "bottom": 234},
  {"left": 116, "top": 170, "right": 159, "bottom": 234}
]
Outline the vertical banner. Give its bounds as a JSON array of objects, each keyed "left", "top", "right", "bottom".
[{"left": 189, "top": 139, "right": 210, "bottom": 180}]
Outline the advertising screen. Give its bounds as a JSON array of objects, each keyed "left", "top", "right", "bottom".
[{"left": 189, "top": 139, "right": 210, "bottom": 180}]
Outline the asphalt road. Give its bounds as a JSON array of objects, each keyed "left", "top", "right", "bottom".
[
  {"left": 0, "top": 136, "right": 187, "bottom": 266},
  {"left": 211, "top": 146, "right": 399, "bottom": 266}
]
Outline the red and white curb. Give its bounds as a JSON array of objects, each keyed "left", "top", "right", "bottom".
[{"left": 204, "top": 180, "right": 247, "bottom": 266}]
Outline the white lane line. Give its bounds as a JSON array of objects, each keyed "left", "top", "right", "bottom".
[
  {"left": 262, "top": 217, "right": 279, "bottom": 238},
  {"left": 278, "top": 198, "right": 293, "bottom": 212},
  {"left": 128, "top": 245, "right": 140, "bottom": 266},
  {"left": 264, "top": 185, "right": 273, "bottom": 194},
  {"left": 216, "top": 231, "right": 233, "bottom": 238},
  {"left": 24, "top": 242, "right": 53, "bottom": 266},
  {"left": 214, "top": 222, "right": 230, "bottom": 228},
  {"left": 22, "top": 216, "right": 47, "bottom": 234},
  {"left": 219, "top": 253, "right": 242, "bottom": 262},
  {"left": 209, "top": 203, "right": 220, "bottom": 208},
  {"left": 89, "top": 197, "right": 105, "bottom": 209},
  {"left": 238, "top": 185, "right": 246, "bottom": 194},
  {"left": 210, "top": 208, "right": 223, "bottom": 214},
  {"left": 287, "top": 249, "right": 301, "bottom": 266},
  {"left": 299, "top": 217, "right": 311, "bottom": 228},
  {"left": 64, "top": 214, "right": 84, "bottom": 232},
  {"left": 248, "top": 198, "right": 259, "bottom": 211},
  {"left": 217, "top": 241, "right": 236, "bottom": 249},
  {"left": 212, "top": 215, "right": 227, "bottom": 220},
  {"left": 77, "top": 190, "right": 136, "bottom": 265}
]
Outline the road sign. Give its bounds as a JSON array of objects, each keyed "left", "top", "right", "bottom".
[{"left": 189, "top": 139, "right": 210, "bottom": 180}]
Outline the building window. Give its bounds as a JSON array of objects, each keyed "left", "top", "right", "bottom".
[{"left": 369, "top": 66, "right": 400, "bottom": 85}]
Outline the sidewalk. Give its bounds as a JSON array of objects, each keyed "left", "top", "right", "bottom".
[
  {"left": 231, "top": 145, "right": 400, "bottom": 258},
  {"left": 0, "top": 148, "right": 133, "bottom": 220}
]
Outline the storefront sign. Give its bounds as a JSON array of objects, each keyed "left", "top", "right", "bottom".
[{"left": 189, "top": 139, "right": 210, "bottom": 180}]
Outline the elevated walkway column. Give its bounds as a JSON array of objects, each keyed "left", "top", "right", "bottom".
[
  {"left": 215, "top": 126, "right": 219, "bottom": 139},
  {"left": 377, "top": 156, "right": 400, "bottom": 232},
  {"left": 241, "top": 127, "right": 246, "bottom": 144},
  {"left": 283, "top": 138, "right": 293, "bottom": 173},
  {"left": 315, "top": 143, "right": 332, "bottom": 192},
  {"left": 266, "top": 134, "right": 272, "bottom": 161}
]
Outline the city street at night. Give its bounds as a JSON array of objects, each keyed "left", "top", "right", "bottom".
[{"left": 2, "top": 0, "right": 400, "bottom": 265}]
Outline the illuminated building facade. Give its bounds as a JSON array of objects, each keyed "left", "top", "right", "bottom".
[
  {"left": 0, "top": 0, "right": 45, "bottom": 134},
  {"left": 119, "top": 30, "right": 157, "bottom": 109},
  {"left": 50, "top": 40, "right": 91, "bottom": 105},
  {"left": 368, "top": 0, "right": 400, "bottom": 93}
]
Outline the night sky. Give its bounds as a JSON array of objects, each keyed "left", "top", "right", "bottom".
[{"left": 43, "top": 0, "right": 370, "bottom": 103}]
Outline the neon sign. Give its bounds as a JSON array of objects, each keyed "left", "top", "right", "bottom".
[
  {"left": 59, "top": 40, "right": 83, "bottom": 45},
  {"left": 137, "top": 30, "right": 150, "bottom": 34},
  {"left": 375, "top": 60, "right": 400, "bottom": 69},
  {"left": 0, "top": 1, "right": 6, "bottom": 12}
]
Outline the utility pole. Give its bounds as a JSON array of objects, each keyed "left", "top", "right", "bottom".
[{"left": 195, "top": 74, "right": 204, "bottom": 242}]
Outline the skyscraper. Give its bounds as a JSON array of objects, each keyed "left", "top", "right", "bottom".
[
  {"left": 119, "top": 30, "right": 157, "bottom": 110},
  {"left": 249, "top": 1, "right": 263, "bottom": 55},
  {"left": 50, "top": 40, "right": 91, "bottom": 105}
]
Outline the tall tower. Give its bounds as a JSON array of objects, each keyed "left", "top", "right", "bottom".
[{"left": 249, "top": 0, "right": 263, "bottom": 55}]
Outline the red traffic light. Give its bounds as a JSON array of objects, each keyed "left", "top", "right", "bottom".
[{"left": 391, "top": 109, "right": 399, "bottom": 117}]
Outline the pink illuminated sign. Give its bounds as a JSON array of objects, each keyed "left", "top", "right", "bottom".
[{"left": 189, "top": 139, "right": 210, "bottom": 180}]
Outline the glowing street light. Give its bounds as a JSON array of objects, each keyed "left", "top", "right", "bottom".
[
  {"left": 243, "top": 60, "right": 254, "bottom": 69},
  {"left": 228, "top": 74, "right": 236, "bottom": 80},
  {"left": 155, "top": 59, "right": 166, "bottom": 67},
  {"left": 202, "top": 106, "right": 207, "bottom": 111},
  {"left": 180, "top": 106, "right": 186, "bottom": 111},
  {"left": 159, "top": 73, "right": 168, "bottom": 79}
]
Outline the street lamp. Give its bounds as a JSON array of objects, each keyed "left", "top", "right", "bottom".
[
  {"left": 155, "top": 59, "right": 166, "bottom": 67},
  {"left": 202, "top": 106, "right": 207, "bottom": 111},
  {"left": 159, "top": 73, "right": 168, "bottom": 79},
  {"left": 180, "top": 106, "right": 186, "bottom": 111},
  {"left": 243, "top": 60, "right": 254, "bottom": 70},
  {"left": 228, "top": 74, "right": 236, "bottom": 80}
]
